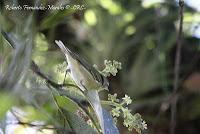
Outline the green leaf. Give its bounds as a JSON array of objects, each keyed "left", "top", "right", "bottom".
[
  {"left": 64, "top": 110, "right": 97, "bottom": 134},
  {"left": 34, "top": 33, "right": 49, "bottom": 51},
  {"left": 0, "top": 93, "right": 15, "bottom": 119},
  {"left": 57, "top": 89, "right": 102, "bottom": 133},
  {"left": 55, "top": 95, "right": 79, "bottom": 113},
  {"left": 40, "top": 9, "right": 75, "bottom": 30},
  {"left": 23, "top": 106, "right": 49, "bottom": 122}
]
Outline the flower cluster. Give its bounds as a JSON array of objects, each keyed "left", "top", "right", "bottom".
[
  {"left": 108, "top": 94, "right": 147, "bottom": 133},
  {"left": 101, "top": 60, "right": 122, "bottom": 77},
  {"left": 56, "top": 61, "right": 67, "bottom": 73}
]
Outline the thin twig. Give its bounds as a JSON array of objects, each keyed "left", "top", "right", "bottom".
[
  {"left": 31, "top": 61, "right": 78, "bottom": 89},
  {"left": 1, "top": 30, "right": 79, "bottom": 89},
  {"left": 170, "top": 1, "right": 184, "bottom": 134},
  {"left": 9, "top": 109, "right": 60, "bottom": 131}
]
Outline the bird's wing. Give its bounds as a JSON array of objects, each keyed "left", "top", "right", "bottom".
[
  {"left": 55, "top": 40, "right": 71, "bottom": 55},
  {"left": 73, "top": 52, "right": 109, "bottom": 88}
]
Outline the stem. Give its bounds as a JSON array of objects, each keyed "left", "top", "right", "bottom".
[
  {"left": 101, "top": 100, "right": 121, "bottom": 107},
  {"left": 170, "top": 1, "right": 184, "bottom": 134}
]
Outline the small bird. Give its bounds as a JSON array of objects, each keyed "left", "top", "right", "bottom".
[{"left": 55, "top": 40, "right": 109, "bottom": 134}]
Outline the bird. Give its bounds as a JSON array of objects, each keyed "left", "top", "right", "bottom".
[{"left": 55, "top": 40, "right": 109, "bottom": 134}]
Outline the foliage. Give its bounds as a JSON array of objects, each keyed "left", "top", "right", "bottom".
[
  {"left": 96, "top": 60, "right": 147, "bottom": 133},
  {"left": 0, "top": 0, "right": 200, "bottom": 134}
]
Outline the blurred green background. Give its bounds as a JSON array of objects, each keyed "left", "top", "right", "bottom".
[{"left": 0, "top": 0, "right": 200, "bottom": 133}]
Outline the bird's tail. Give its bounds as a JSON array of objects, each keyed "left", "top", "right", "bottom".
[
  {"left": 55, "top": 40, "right": 70, "bottom": 55},
  {"left": 87, "top": 90, "right": 105, "bottom": 134}
]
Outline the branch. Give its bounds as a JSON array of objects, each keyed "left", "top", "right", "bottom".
[
  {"left": 1, "top": 30, "right": 78, "bottom": 89},
  {"left": 170, "top": 1, "right": 184, "bottom": 134},
  {"left": 31, "top": 61, "right": 78, "bottom": 89}
]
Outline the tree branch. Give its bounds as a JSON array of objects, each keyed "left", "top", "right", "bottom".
[
  {"left": 1, "top": 30, "right": 78, "bottom": 89},
  {"left": 170, "top": 1, "right": 184, "bottom": 134}
]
